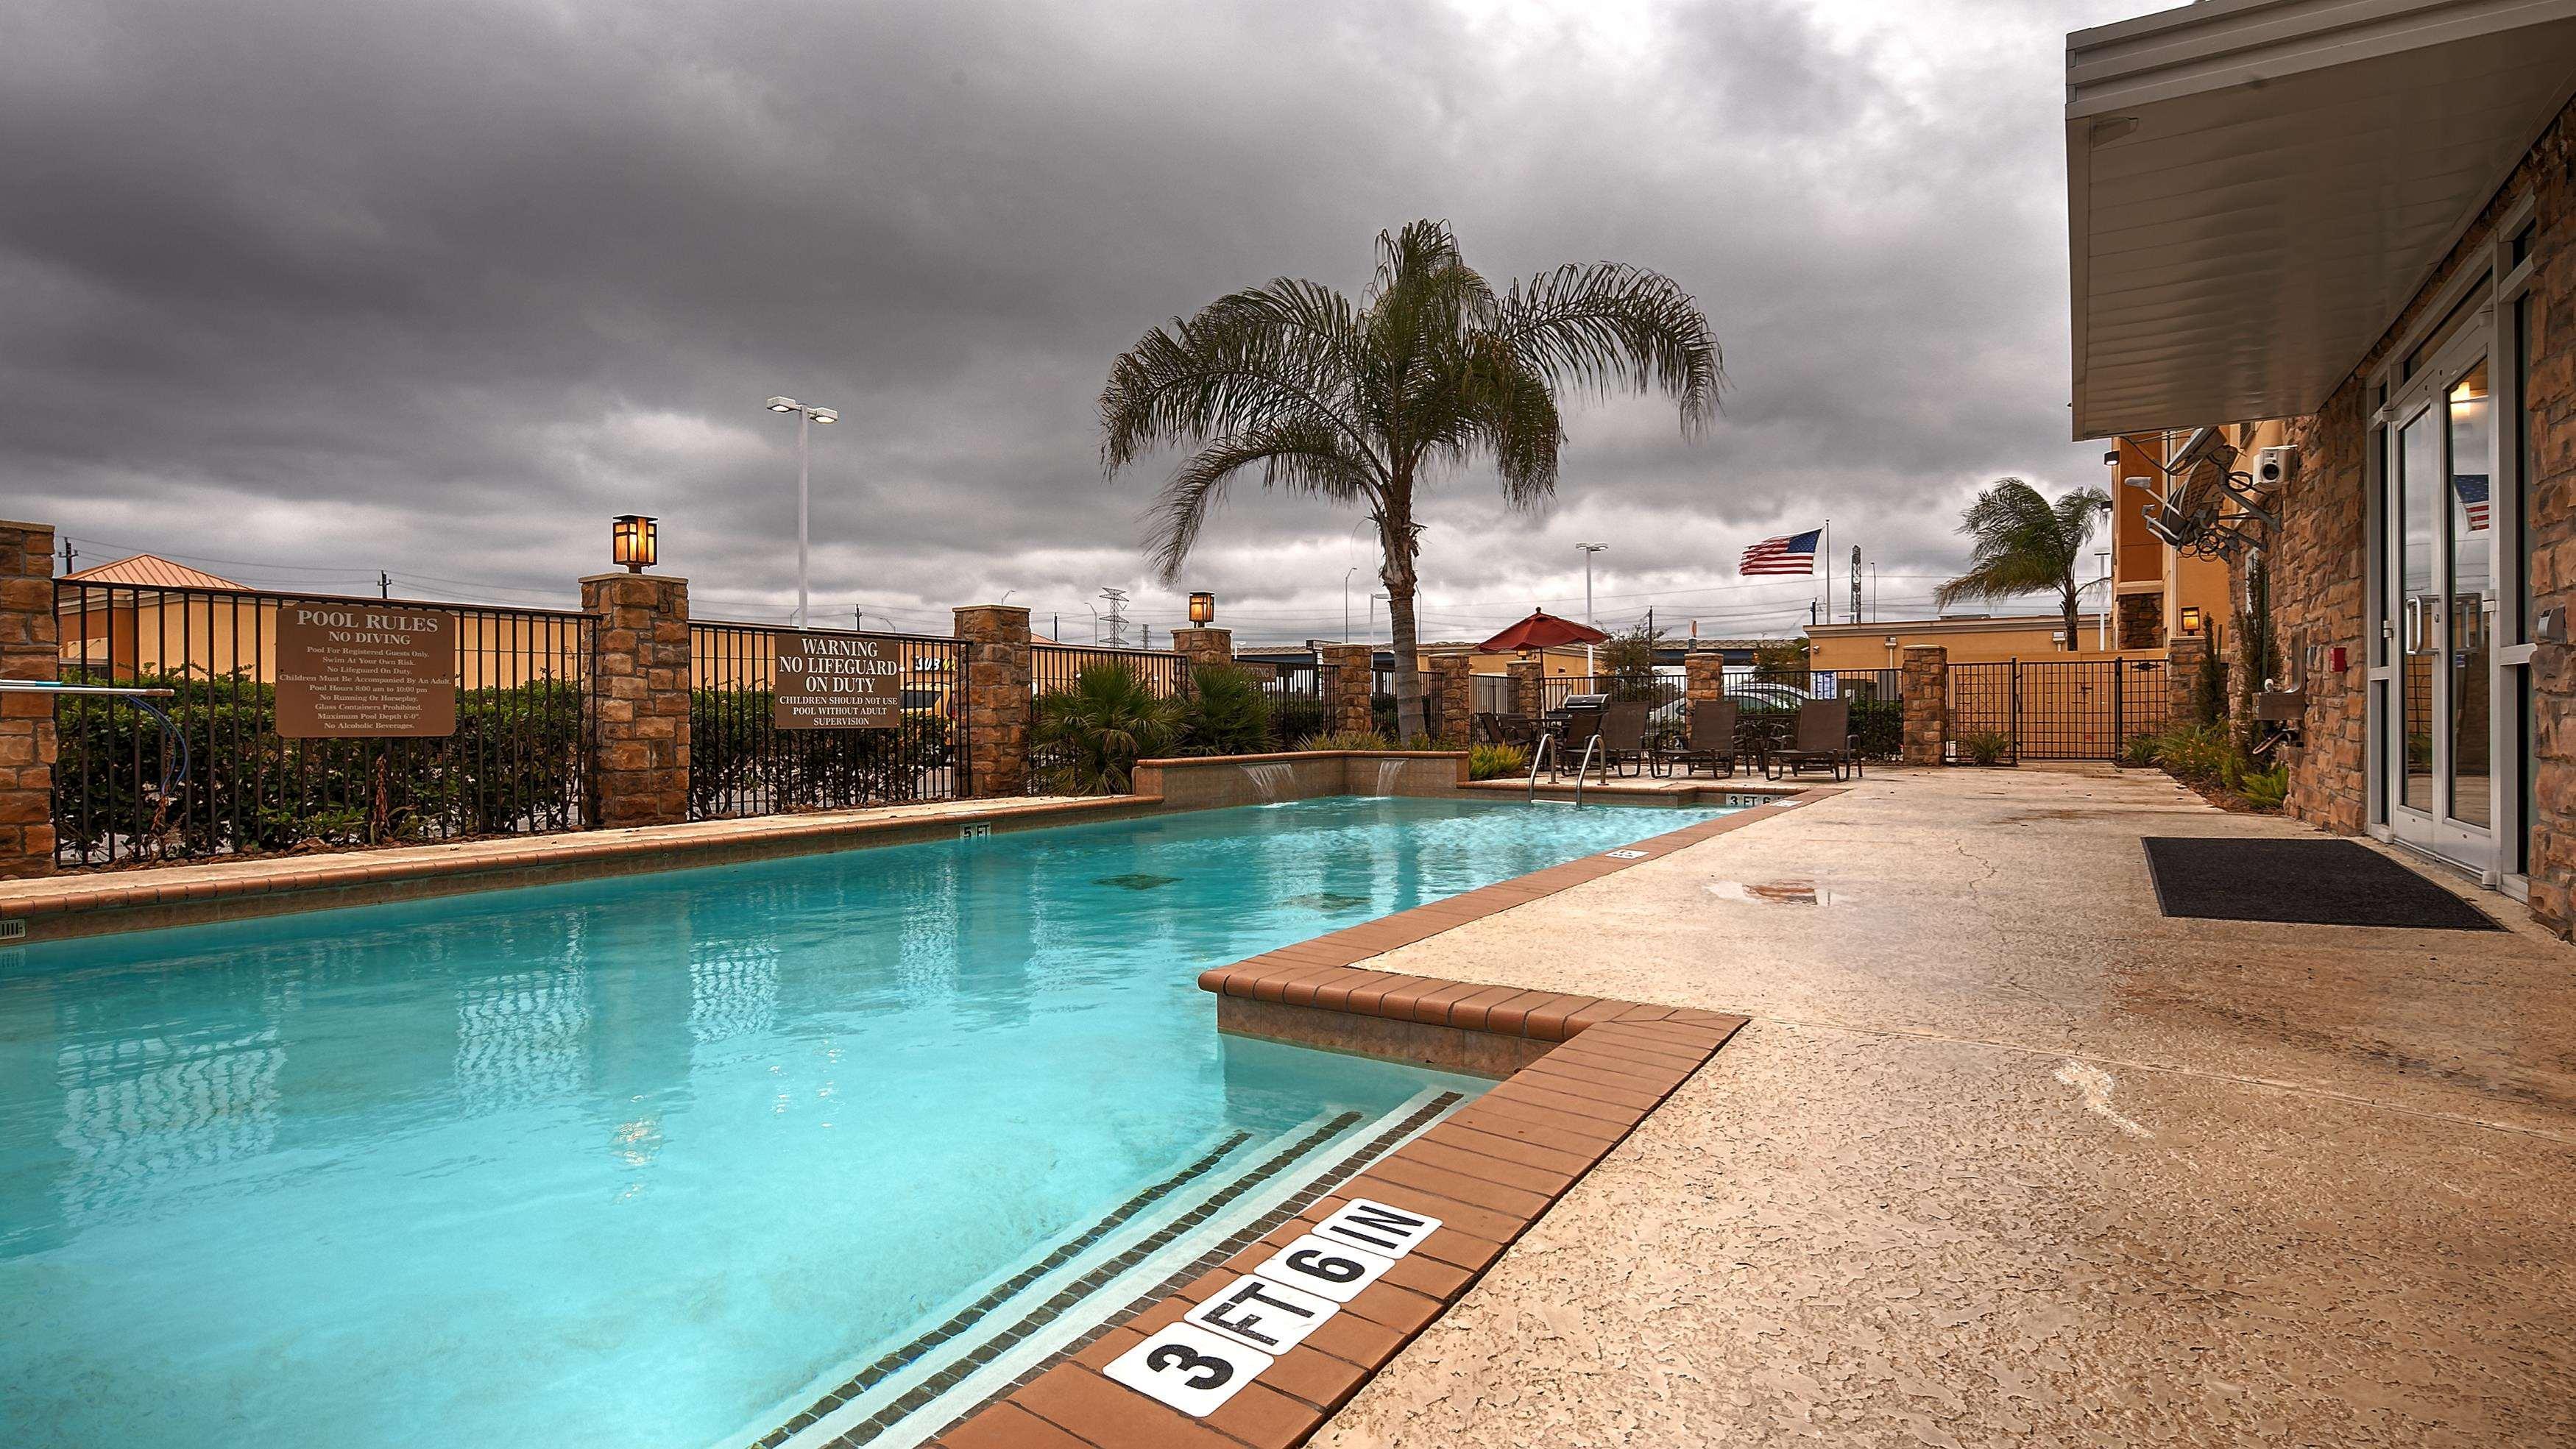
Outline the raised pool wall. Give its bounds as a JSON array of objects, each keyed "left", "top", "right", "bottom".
[{"left": 1128, "top": 751, "right": 1470, "bottom": 809}]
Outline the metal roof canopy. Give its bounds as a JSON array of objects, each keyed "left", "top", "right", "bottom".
[{"left": 2066, "top": 0, "right": 2576, "bottom": 439}]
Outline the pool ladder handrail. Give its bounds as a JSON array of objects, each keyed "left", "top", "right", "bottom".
[
  {"left": 1570, "top": 734, "right": 1601, "bottom": 804},
  {"left": 1524, "top": 734, "right": 1554, "bottom": 800},
  {"left": 1525, "top": 731, "right": 1604, "bottom": 804}
]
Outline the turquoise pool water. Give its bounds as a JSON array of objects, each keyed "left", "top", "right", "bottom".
[{"left": 0, "top": 796, "right": 1723, "bottom": 1448}]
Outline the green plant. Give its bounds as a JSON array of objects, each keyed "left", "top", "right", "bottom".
[
  {"left": 2191, "top": 619, "right": 2229, "bottom": 724},
  {"left": 1174, "top": 665, "right": 1273, "bottom": 757},
  {"left": 2120, "top": 731, "right": 2160, "bottom": 768},
  {"left": 1933, "top": 478, "right": 2113, "bottom": 652},
  {"left": 2240, "top": 763, "right": 2289, "bottom": 810},
  {"left": 1296, "top": 729, "right": 1392, "bottom": 751},
  {"left": 1031, "top": 662, "right": 1180, "bottom": 795},
  {"left": 1961, "top": 730, "right": 2013, "bottom": 766},
  {"left": 1598, "top": 620, "right": 1667, "bottom": 698},
  {"left": 1101, "top": 219, "right": 1719, "bottom": 741},
  {"left": 1467, "top": 742, "right": 1530, "bottom": 780}
]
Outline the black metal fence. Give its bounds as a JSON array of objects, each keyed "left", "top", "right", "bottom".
[
  {"left": 1029, "top": 643, "right": 1188, "bottom": 700},
  {"left": 52, "top": 581, "right": 590, "bottom": 867},
  {"left": 1256, "top": 662, "right": 1328, "bottom": 746},
  {"left": 689, "top": 621, "right": 965, "bottom": 818},
  {"left": 1947, "top": 659, "right": 2168, "bottom": 761}
]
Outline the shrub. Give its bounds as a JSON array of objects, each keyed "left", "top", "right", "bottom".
[
  {"left": 1297, "top": 729, "right": 1392, "bottom": 751},
  {"left": 1174, "top": 665, "right": 1273, "bottom": 757},
  {"left": 1468, "top": 742, "right": 1530, "bottom": 780},
  {"left": 2240, "top": 763, "right": 2289, "bottom": 810},
  {"left": 2120, "top": 731, "right": 2161, "bottom": 768},
  {"left": 1960, "top": 730, "right": 2013, "bottom": 766},
  {"left": 1031, "top": 662, "right": 1179, "bottom": 795}
]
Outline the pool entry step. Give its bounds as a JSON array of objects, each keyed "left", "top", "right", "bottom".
[{"left": 752, "top": 1088, "right": 1467, "bottom": 1449}]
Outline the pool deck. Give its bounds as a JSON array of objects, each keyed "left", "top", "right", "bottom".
[{"left": 1296, "top": 765, "right": 2576, "bottom": 1448}]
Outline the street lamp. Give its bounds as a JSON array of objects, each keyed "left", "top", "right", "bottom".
[
  {"left": 611, "top": 514, "right": 658, "bottom": 573},
  {"left": 1188, "top": 592, "right": 1215, "bottom": 625},
  {"left": 1576, "top": 543, "right": 1607, "bottom": 626},
  {"left": 765, "top": 396, "right": 839, "bottom": 628}
]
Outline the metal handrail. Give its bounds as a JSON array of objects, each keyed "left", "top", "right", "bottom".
[
  {"left": 1524, "top": 733, "right": 1554, "bottom": 800},
  {"left": 5, "top": 682, "right": 187, "bottom": 799},
  {"left": 1571, "top": 734, "right": 1600, "bottom": 805}
]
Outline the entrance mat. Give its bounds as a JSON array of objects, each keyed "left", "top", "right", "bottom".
[{"left": 2142, "top": 837, "right": 2499, "bottom": 931}]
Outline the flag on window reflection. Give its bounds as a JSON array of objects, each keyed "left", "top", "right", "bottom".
[{"left": 2454, "top": 473, "right": 2490, "bottom": 531}]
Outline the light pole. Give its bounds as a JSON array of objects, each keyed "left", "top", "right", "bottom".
[
  {"left": 1343, "top": 567, "right": 1358, "bottom": 642},
  {"left": 765, "top": 396, "right": 839, "bottom": 628},
  {"left": 1576, "top": 543, "right": 1607, "bottom": 626}
]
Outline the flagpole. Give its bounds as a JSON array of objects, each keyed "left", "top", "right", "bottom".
[{"left": 1822, "top": 518, "right": 1831, "bottom": 633}]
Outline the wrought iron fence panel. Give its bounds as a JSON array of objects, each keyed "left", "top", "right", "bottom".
[
  {"left": 1945, "top": 659, "right": 2168, "bottom": 761},
  {"left": 1532, "top": 668, "right": 1905, "bottom": 759},
  {"left": 1029, "top": 643, "right": 1188, "bottom": 701},
  {"left": 687, "top": 621, "right": 964, "bottom": 818},
  {"left": 52, "top": 581, "right": 590, "bottom": 868}
]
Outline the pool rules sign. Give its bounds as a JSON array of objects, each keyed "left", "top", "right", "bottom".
[
  {"left": 773, "top": 634, "right": 902, "bottom": 729},
  {"left": 275, "top": 605, "right": 457, "bottom": 738}
]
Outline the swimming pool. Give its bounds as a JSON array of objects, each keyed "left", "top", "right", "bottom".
[{"left": 0, "top": 795, "right": 1729, "bottom": 1448}]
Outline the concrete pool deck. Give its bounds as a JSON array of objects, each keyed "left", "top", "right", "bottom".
[{"left": 1295, "top": 764, "right": 2576, "bottom": 1448}]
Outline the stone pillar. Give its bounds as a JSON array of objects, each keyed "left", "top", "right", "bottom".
[
  {"left": 1170, "top": 626, "right": 1233, "bottom": 670},
  {"left": 955, "top": 605, "right": 1033, "bottom": 797},
  {"left": 1428, "top": 656, "right": 1473, "bottom": 742},
  {"left": 1507, "top": 657, "right": 1544, "bottom": 718},
  {"left": 1901, "top": 645, "right": 1947, "bottom": 767},
  {"left": 1684, "top": 653, "right": 1726, "bottom": 708},
  {"left": 581, "top": 572, "right": 691, "bottom": 829},
  {"left": 1323, "top": 644, "right": 1373, "bottom": 735},
  {"left": 2169, "top": 635, "right": 2206, "bottom": 722},
  {"left": 0, "top": 520, "right": 58, "bottom": 879}
]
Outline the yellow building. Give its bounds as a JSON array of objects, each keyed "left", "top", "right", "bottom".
[{"left": 1805, "top": 612, "right": 2139, "bottom": 670}]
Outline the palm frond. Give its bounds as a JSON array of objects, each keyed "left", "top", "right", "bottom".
[
  {"left": 1100, "top": 279, "right": 1379, "bottom": 482},
  {"left": 1144, "top": 419, "right": 1379, "bottom": 581},
  {"left": 1933, "top": 478, "right": 2106, "bottom": 609},
  {"left": 1494, "top": 261, "right": 1722, "bottom": 431}
]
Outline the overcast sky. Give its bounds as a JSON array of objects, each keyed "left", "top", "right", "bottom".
[{"left": 4, "top": 0, "right": 2147, "bottom": 646}]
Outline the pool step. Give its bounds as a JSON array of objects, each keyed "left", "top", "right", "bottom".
[{"left": 749, "top": 1088, "right": 1467, "bottom": 1449}]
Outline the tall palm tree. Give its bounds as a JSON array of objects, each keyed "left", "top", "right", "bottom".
[
  {"left": 1100, "top": 220, "right": 1720, "bottom": 739},
  {"left": 1933, "top": 478, "right": 2112, "bottom": 651}
]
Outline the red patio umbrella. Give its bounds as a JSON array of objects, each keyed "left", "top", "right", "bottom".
[{"left": 1475, "top": 609, "right": 1610, "bottom": 653}]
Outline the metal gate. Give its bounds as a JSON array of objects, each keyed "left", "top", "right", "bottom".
[{"left": 1947, "top": 659, "right": 2168, "bottom": 761}]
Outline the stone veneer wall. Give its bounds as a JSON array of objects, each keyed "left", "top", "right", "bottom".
[
  {"left": 1900, "top": 646, "right": 1946, "bottom": 765},
  {"left": 578, "top": 572, "right": 690, "bottom": 829},
  {"left": 955, "top": 605, "right": 1033, "bottom": 798},
  {"left": 0, "top": 520, "right": 58, "bottom": 878},
  {"left": 1506, "top": 658, "right": 1543, "bottom": 719},
  {"left": 1170, "top": 626, "right": 1231, "bottom": 670},
  {"left": 1428, "top": 656, "right": 1472, "bottom": 742},
  {"left": 1323, "top": 644, "right": 1373, "bottom": 734},
  {"left": 2116, "top": 591, "right": 2164, "bottom": 651},
  {"left": 2262, "top": 96, "right": 2576, "bottom": 931}
]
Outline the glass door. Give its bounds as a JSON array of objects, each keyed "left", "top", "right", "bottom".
[{"left": 2381, "top": 329, "right": 2496, "bottom": 871}]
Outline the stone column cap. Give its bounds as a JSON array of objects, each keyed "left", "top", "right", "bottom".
[{"left": 578, "top": 571, "right": 690, "bottom": 586}]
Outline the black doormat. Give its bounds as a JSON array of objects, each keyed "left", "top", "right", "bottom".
[{"left": 2142, "top": 837, "right": 2501, "bottom": 930}]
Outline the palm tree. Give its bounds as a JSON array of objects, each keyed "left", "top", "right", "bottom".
[
  {"left": 1030, "top": 662, "right": 1179, "bottom": 795},
  {"left": 1933, "top": 478, "right": 2112, "bottom": 651},
  {"left": 1100, "top": 220, "right": 1720, "bottom": 739}
]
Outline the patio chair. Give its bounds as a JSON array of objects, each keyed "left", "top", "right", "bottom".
[
  {"left": 1596, "top": 700, "right": 1654, "bottom": 778},
  {"left": 1763, "top": 698, "right": 1864, "bottom": 782},
  {"left": 1660, "top": 698, "right": 1742, "bottom": 779}
]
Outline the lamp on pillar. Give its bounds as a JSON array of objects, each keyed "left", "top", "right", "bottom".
[
  {"left": 612, "top": 514, "right": 658, "bottom": 574},
  {"left": 2179, "top": 605, "right": 2205, "bottom": 636},
  {"left": 1188, "top": 591, "right": 1216, "bottom": 626}
]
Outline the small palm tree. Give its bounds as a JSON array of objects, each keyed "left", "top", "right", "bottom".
[
  {"left": 1933, "top": 478, "right": 2112, "bottom": 651},
  {"left": 1100, "top": 220, "right": 1720, "bottom": 739},
  {"left": 1030, "top": 663, "right": 1178, "bottom": 795}
]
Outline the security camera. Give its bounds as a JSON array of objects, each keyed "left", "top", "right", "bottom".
[
  {"left": 2251, "top": 445, "right": 2298, "bottom": 490},
  {"left": 2169, "top": 426, "right": 2237, "bottom": 475}
]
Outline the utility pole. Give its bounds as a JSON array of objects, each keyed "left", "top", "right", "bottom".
[
  {"left": 379, "top": 570, "right": 391, "bottom": 599},
  {"left": 59, "top": 539, "right": 76, "bottom": 574},
  {"left": 1850, "top": 546, "right": 1861, "bottom": 625}
]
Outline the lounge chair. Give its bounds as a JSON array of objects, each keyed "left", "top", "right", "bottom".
[
  {"left": 1660, "top": 698, "right": 1742, "bottom": 779},
  {"left": 1764, "top": 698, "right": 1863, "bottom": 782},
  {"left": 1596, "top": 701, "right": 1653, "bottom": 778}
]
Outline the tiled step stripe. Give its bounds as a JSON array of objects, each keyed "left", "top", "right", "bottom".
[
  {"left": 916, "top": 1089, "right": 1470, "bottom": 1445},
  {"left": 753, "top": 1129, "right": 1261, "bottom": 1448},
  {"left": 807, "top": 1105, "right": 1420, "bottom": 1449}
]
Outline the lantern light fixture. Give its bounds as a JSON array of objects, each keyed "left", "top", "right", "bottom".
[
  {"left": 1187, "top": 591, "right": 1215, "bottom": 626},
  {"left": 612, "top": 514, "right": 658, "bottom": 574},
  {"left": 2180, "top": 605, "right": 2205, "bottom": 636}
]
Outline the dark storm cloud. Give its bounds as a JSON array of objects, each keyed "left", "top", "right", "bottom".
[{"left": 3, "top": 0, "right": 2140, "bottom": 642}]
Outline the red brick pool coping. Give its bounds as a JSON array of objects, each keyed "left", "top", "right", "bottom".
[{"left": 924, "top": 794, "right": 1827, "bottom": 1449}]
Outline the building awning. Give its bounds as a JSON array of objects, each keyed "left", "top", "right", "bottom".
[
  {"left": 59, "top": 553, "right": 246, "bottom": 590},
  {"left": 2066, "top": 0, "right": 2576, "bottom": 439}
]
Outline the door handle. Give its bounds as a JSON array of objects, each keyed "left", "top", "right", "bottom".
[{"left": 2403, "top": 596, "right": 2422, "bottom": 652}]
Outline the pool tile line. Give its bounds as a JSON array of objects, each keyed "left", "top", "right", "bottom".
[
  {"left": 925, "top": 796, "right": 1802, "bottom": 1448},
  {"left": 916, "top": 1090, "right": 1470, "bottom": 1447},
  {"left": 752, "top": 1127, "right": 1267, "bottom": 1448}
]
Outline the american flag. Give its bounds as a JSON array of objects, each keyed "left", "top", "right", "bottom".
[
  {"left": 2455, "top": 473, "right": 2490, "bottom": 532},
  {"left": 1739, "top": 528, "right": 1822, "bottom": 575}
]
